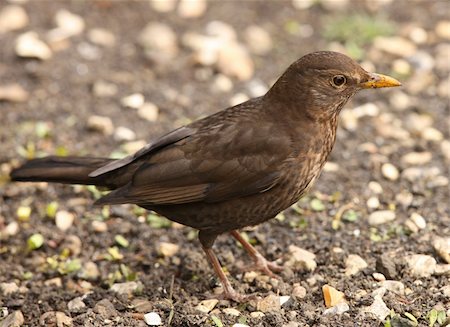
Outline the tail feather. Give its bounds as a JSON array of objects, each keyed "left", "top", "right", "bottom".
[{"left": 10, "top": 156, "right": 115, "bottom": 187}]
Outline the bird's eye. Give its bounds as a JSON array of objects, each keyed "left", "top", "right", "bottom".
[{"left": 332, "top": 75, "right": 346, "bottom": 87}]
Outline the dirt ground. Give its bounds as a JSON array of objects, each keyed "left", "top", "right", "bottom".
[{"left": 0, "top": 1, "right": 449, "bottom": 326}]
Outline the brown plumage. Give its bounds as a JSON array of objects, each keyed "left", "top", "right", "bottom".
[{"left": 10, "top": 51, "right": 401, "bottom": 301}]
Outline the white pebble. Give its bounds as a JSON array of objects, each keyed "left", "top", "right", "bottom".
[
  {"left": 121, "top": 93, "right": 145, "bottom": 109},
  {"left": 138, "top": 102, "right": 159, "bottom": 122},
  {"left": 0, "top": 5, "right": 29, "bottom": 33},
  {"left": 381, "top": 163, "right": 399, "bottom": 181},
  {"left": 144, "top": 312, "right": 162, "bottom": 326},
  {"left": 410, "top": 213, "right": 426, "bottom": 230},
  {"left": 15, "top": 32, "right": 52, "bottom": 60},
  {"left": 368, "top": 210, "right": 396, "bottom": 226},
  {"left": 55, "top": 210, "right": 75, "bottom": 231}
]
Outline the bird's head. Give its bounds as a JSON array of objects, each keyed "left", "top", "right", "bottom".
[{"left": 266, "top": 51, "right": 401, "bottom": 121}]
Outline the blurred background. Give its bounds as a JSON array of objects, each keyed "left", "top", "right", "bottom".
[{"left": 0, "top": 1, "right": 449, "bottom": 326}]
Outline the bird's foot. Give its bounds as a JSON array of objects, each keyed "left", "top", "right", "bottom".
[
  {"left": 242, "top": 252, "right": 283, "bottom": 278},
  {"left": 214, "top": 287, "right": 257, "bottom": 303}
]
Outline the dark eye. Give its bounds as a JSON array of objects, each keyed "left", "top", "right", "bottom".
[{"left": 332, "top": 75, "right": 346, "bottom": 87}]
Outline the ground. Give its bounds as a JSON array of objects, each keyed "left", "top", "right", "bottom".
[{"left": 0, "top": 1, "right": 449, "bottom": 327}]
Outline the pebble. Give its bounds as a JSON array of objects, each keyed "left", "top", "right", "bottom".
[
  {"left": 0, "top": 5, "right": 28, "bottom": 33},
  {"left": 287, "top": 245, "right": 317, "bottom": 272},
  {"left": 4, "top": 221, "right": 19, "bottom": 236},
  {"left": 15, "top": 32, "right": 52, "bottom": 60},
  {"left": 122, "top": 140, "right": 147, "bottom": 154},
  {"left": 0, "top": 282, "right": 19, "bottom": 296},
  {"left": 322, "top": 285, "right": 345, "bottom": 308},
  {"left": 54, "top": 9, "right": 85, "bottom": 37},
  {"left": 368, "top": 181, "right": 383, "bottom": 194},
  {"left": 250, "top": 311, "right": 265, "bottom": 318},
  {"left": 55, "top": 210, "right": 75, "bottom": 231},
  {"left": 121, "top": 93, "right": 145, "bottom": 109},
  {"left": 91, "top": 220, "right": 108, "bottom": 232},
  {"left": 87, "top": 115, "right": 114, "bottom": 135},
  {"left": 67, "top": 297, "right": 86, "bottom": 313},
  {"left": 110, "top": 281, "right": 140, "bottom": 296},
  {"left": 77, "top": 42, "right": 101, "bottom": 61},
  {"left": 229, "top": 93, "right": 249, "bottom": 107},
  {"left": 114, "top": 126, "right": 136, "bottom": 142},
  {"left": 78, "top": 261, "right": 100, "bottom": 280},
  {"left": 150, "top": 0, "right": 176, "bottom": 13},
  {"left": 223, "top": 308, "right": 240, "bottom": 316},
  {"left": 381, "top": 163, "right": 399, "bottom": 181},
  {"left": 372, "top": 273, "right": 386, "bottom": 282},
  {"left": 195, "top": 299, "right": 218, "bottom": 313},
  {"left": 62, "top": 235, "right": 82, "bottom": 256},
  {"left": 441, "top": 140, "right": 450, "bottom": 162},
  {"left": 232, "top": 324, "right": 249, "bottom": 327},
  {"left": 158, "top": 242, "right": 179, "bottom": 257},
  {"left": 345, "top": 254, "right": 368, "bottom": 276},
  {"left": 44, "top": 277, "right": 62, "bottom": 288},
  {"left": 380, "top": 280, "right": 405, "bottom": 295},
  {"left": 144, "top": 312, "right": 162, "bottom": 326},
  {"left": 442, "top": 285, "right": 450, "bottom": 298},
  {"left": 433, "top": 237, "right": 450, "bottom": 264},
  {"left": 373, "top": 36, "right": 417, "bottom": 57},
  {"left": 88, "top": 28, "right": 116, "bottom": 47},
  {"left": 280, "top": 296, "right": 291, "bottom": 306},
  {"left": 94, "top": 299, "right": 118, "bottom": 318},
  {"left": 137, "top": 102, "right": 159, "bottom": 122},
  {"left": 257, "top": 294, "right": 280, "bottom": 313},
  {"left": 435, "top": 21, "right": 450, "bottom": 40},
  {"left": 323, "top": 302, "right": 350, "bottom": 315},
  {"left": 211, "top": 74, "right": 233, "bottom": 93},
  {"left": 395, "top": 190, "right": 413, "bottom": 209},
  {"left": 376, "top": 255, "right": 397, "bottom": 279},
  {"left": 0, "top": 310, "right": 24, "bottom": 327},
  {"left": 392, "top": 59, "right": 411, "bottom": 75},
  {"left": 389, "top": 91, "right": 411, "bottom": 111},
  {"left": 217, "top": 42, "right": 254, "bottom": 80},
  {"left": 405, "top": 254, "right": 436, "bottom": 277},
  {"left": 408, "top": 26, "right": 428, "bottom": 44},
  {"left": 368, "top": 210, "right": 396, "bottom": 226},
  {"left": 177, "top": 0, "right": 207, "bottom": 18},
  {"left": 138, "top": 23, "right": 178, "bottom": 62},
  {"left": 244, "top": 25, "right": 273, "bottom": 55},
  {"left": 292, "top": 283, "right": 307, "bottom": 299},
  {"left": 421, "top": 127, "right": 443, "bottom": 142},
  {"left": 292, "top": 0, "right": 315, "bottom": 9},
  {"left": 92, "top": 80, "right": 118, "bottom": 98},
  {"left": 0, "top": 83, "right": 29, "bottom": 102},
  {"left": 409, "top": 213, "right": 426, "bottom": 230},
  {"left": 401, "top": 152, "right": 432, "bottom": 166},
  {"left": 366, "top": 196, "right": 380, "bottom": 210},
  {"left": 410, "top": 51, "right": 435, "bottom": 72},
  {"left": 364, "top": 296, "right": 390, "bottom": 321}
]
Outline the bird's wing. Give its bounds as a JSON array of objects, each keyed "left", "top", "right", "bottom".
[{"left": 96, "top": 106, "right": 293, "bottom": 206}]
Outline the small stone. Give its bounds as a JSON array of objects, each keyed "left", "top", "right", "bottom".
[
  {"left": 409, "top": 27, "right": 427, "bottom": 44},
  {"left": 401, "top": 152, "right": 432, "bottom": 166},
  {"left": 395, "top": 190, "right": 413, "bottom": 209},
  {"left": 436, "top": 21, "right": 450, "bottom": 40},
  {"left": 44, "top": 277, "right": 62, "bottom": 288},
  {"left": 177, "top": 0, "right": 207, "bottom": 18},
  {"left": 250, "top": 311, "right": 265, "bottom": 318},
  {"left": 421, "top": 127, "right": 443, "bottom": 142},
  {"left": 442, "top": 285, "right": 450, "bottom": 298},
  {"left": 366, "top": 197, "right": 380, "bottom": 210},
  {"left": 217, "top": 42, "right": 254, "bottom": 80},
  {"left": 144, "top": 312, "right": 162, "bottom": 326},
  {"left": 137, "top": 103, "right": 159, "bottom": 122},
  {"left": 389, "top": 91, "right": 411, "bottom": 111},
  {"left": 292, "top": 0, "right": 315, "bottom": 9},
  {"left": 110, "top": 281, "right": 140, "bottom": 296},
  {"left": 158, "top": 242, "right": 179, "bottom": 257},
  {"left": 92, "top": 80, "right": 118, "bottom": 98},
  {"left": 0, "top": 5, "right": 28, "bottom": 33},
  {"left": 232, "top": 324, "right": 249, "bottom": 327},
  {"left": 114, "top": 126, "right": 136, "bottom": 142},
  {"left": 88, "top": 28, "right": 116, "bottom": 47},
  {"left": 434, "top": 264, "right": 450, "bottom": 275},
  {"left": 78, "top": 261, "right": 100, "bottom": 280},
  {"left": 4, "top": 221, "right": 19, "bottom": 236},
  {"left": 368, "top": 181, "right": 383, "bottom": 194},
  {"left": 257, "top": 294, "right": 280, "bottom": 313},
  {"left": 368, "top": 210, "right": 396, "bottom": 226},
  {"left": 91, "top": 220, "right": 108, "bottom": 233},
  {"left": 223, "top": 308, "right": 240, "bottom": 316},
  {"left": 244, "top": 25, "right": 273, "bottom": 55},
  {"left": 381, "top": 163, "right": 399, "bottom": 181},
  {"left": 409, "top": 213, "right": 426, "bottom": 230},
  {"left": 282, "top": 322, "right": 299, "bottom": 327},
  {"left": 121, "top": 93, "right": 145, "bottom": 109},
  {"left": 374, "top": 36, "right": 417, "bottom": 57},
  {"left": 323, "top": 302, "right": 350, "bottom": 315},
  {"left": 150, "top": 0, "right": 176, "bottom": 13},
  {"left": 55, "top": 210, "right": 75, "bottom": 231},
  {"left": 292, "top": 284, "right": 307, "bottom": 299},
  {"left": 322, "top": 285, "right": 345, "bottom": 308},
  {"left": 364, "top": 296, "right": 390, "bottom": 321},
  {"left": 433, "top": 237, "right": 450, "bottom": 264},
  {"left": 61, "top": 234, "right": 82, "bottom": 256},
  {"left": 379, "top": 280, "right": 405, "bottom": 295},
  {"left": 1, "top": 282, "right": 19, "bottom": 296},
  {"left": 392, "top": 59, "right": 411, "bottom": 75},
  {"left": 138, "top": 23, "right": 178, "bottom": 62},
  {"left": 323, "top": 162, "right": 339, "bottom": 172},
  {"left": 405, "top": 254, "right": 436, "bottom": 277},
  {"left": 195, "top": 299, "right": 218, "bottom": 313},
  {"left": 0, "top": 84, "right": 29, "bottom": 102},
  {"left": 87, "top": 115, "right": 114, "bottom": 135},
  {"left": 55, "top": 312, "right": 73, "bottom": 327},
  {"left": 67, "top": 297, "right": 86, "bottom": 313},
  {"left": 280, "top": 296, "right": 291, "bottom": 306},
  {"left": 345, "top": 254, "right": 368, "bottom": 276},
  {"left": 122, "top": 140, "right": 147, "bottom": 154},
  {"left": 229, "top": 93, "right": 249, "bottom": 107},
  {"left": 94, "top": 299, "right": 118, "bottom": 318},
  {"left": 376, "top": 256, "right": 397, "bottom": 279},
  {"left": 54, "top": 9, "right": 85, "bottom": 37},
  {"left": 211, "top": 74, "right": 233, "bottom": 93},
  {"left": 404, "top": 219, "right": 419, "bottom": 234},
  {"left": 1, "top": 310, "right": 24, "bottom": 327},
  {"left": 372, "top": 273, "right": 386, "bottom": 281},
  {"left": 15, "top": 32, "right": 52, "bottom": 60},
  {"left": 287, "top": 245, "right": 317, "bottom": 272}
]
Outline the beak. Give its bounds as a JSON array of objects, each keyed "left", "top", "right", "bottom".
[{"left": 360, "top": 72, "right": 402, "bottom": 89}]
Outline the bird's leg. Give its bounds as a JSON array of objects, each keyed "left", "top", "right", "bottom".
[
  {"left": 230, "top": 230, "right": 283, "bottom": 278},
  {"left": 199, "top": 231, "right": 248, "bottom": 302}
]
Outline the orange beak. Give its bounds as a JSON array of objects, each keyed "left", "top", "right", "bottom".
[{"left": 360, "top": 73, "right": 402, "bottom": 89}]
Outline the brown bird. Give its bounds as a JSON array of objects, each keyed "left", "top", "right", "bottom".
[{"left": 10, "top": 51, "right": 401, "bottom": 302}]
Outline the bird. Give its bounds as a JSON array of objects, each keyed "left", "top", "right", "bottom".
[{"left": 10, "top": 51, "right": 401, "bottom": 302}]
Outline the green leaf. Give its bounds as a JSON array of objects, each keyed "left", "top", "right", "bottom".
[
  {"left": 428, "top": 309, "right": 438, "bottom": 327},
  {"left": 17, "top": 206, "right": 32, "bottom": 222},
  {"left": 437, "top": 310, "right": 446, "bottom": 325},
  {"left": 384, "top": 318, "right": 391, "bottom": 327},
  {"left": 310, "top": 198, "right": 325, "bottom": 211},
  {"left": 404, "top": 312, "right": 418, "bottom": 326},
  {"left": 147, "top": 213, "right": 172, "bottom": 229},
  {"left": 210, "top": 315, "right": 223, "bottom": 327},
  {"left": 343, "top": 209, "right": 359, "bottom": 222},
  {"left": 46, "top": 201, "right": 58, "bottom": 218},
  {"left": 115, "top": 235, "right": 129, "bottom": 248},
  {"left": 107, "top": 246, "right": 123, "bottom": 261},
  {"left": 27, "top": 233, "right": 44, "bottom": 250},
  {"left": 35, "top": 121, "right": 51, "bottom": 138},
  {"left": 60, "top": 259, "right": 82, "bottom": 274}
]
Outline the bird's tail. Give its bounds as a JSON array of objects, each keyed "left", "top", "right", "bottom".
[{"left": 10, "top": 156, "right": 116, "bottom": 188}]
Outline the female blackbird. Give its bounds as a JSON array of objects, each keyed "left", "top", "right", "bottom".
[{"left": 11, "top": 51, "right": 401, "bottom": 301}]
